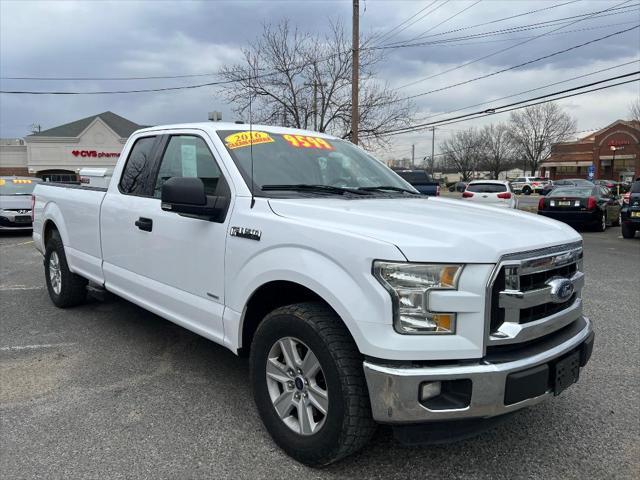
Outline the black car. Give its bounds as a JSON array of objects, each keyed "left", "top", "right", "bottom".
[
  {"left": 393, "top": 169, "right": 440, "bottom": 196},
  {"left": 541, "top": 178, "right": 594, "bottom": 196},
  {"left": 538, "top": 184, "right": 621, "bottom": 231},
  {"left": 620, "top": 180, "right": 640, "bottom": 239}
]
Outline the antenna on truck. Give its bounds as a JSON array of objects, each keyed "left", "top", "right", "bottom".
[{"left": 249, "top": 83, "right": 256, "bottom": 209}]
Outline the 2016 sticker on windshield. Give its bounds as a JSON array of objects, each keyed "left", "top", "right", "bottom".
[
  {"left": 225, "top": 131, "right": 274, "bottom": 149},
  {"left": 282, "top": 134, "right": 334, "bottom": 150}
]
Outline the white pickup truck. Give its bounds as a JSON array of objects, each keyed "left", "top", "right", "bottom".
[{"left": 32, "top": 123, "right": 594, "bottom": 466}]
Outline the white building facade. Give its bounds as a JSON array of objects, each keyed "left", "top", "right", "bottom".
[{"left": 0, "top": 111, "right": 144, "bottom": 181}]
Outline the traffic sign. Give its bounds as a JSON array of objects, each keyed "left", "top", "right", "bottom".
[{"left": 587, "top": 164, "right": 595, "bottom": 180}]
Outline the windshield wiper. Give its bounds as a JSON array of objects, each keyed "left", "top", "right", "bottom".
[
  {"left": 261, "top": 184, "right": 372, "bottom": 195},
  {"left": 358, "top": 186, "right": 419, "bottom": 195}
]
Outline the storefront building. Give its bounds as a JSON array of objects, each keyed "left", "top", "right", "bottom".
[
  {"left": 540, "top": 120, "right": 640, "bottom": 182},
  {"left": 0, "top": 111, "right": 145, "bottom": 181}
]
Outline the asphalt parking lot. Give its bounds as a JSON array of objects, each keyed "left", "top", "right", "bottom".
[{"left": 1, "top": 226, "right": 639, "bottom": 480}]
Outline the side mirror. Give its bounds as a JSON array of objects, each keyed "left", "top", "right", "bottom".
[{"left": 161, "top": 177, "right": 228, "bottom": 221}]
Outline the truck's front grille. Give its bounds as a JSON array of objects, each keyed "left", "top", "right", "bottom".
[{"left": 487, "top": 242, "right": 584, "bottom": 347}]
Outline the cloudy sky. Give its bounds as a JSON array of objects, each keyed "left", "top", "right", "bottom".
[{"left": 1, "top": 0, "right": 638, "bottom": 161}]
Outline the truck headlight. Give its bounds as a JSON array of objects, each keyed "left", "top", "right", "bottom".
[{"left": 373, "top": 261, "right": 462, "bottom": 334}]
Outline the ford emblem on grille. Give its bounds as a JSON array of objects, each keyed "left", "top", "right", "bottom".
[{"left": 546, "top": 278, "right": 574, "bottom": 303}]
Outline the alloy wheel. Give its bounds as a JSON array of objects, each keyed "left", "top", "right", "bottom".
[
  {"left": 49, "top": 251, "right": 62, "bottom": 295},
  {"left": 265, "top": 337, "right": 329, "bottom": 436}
]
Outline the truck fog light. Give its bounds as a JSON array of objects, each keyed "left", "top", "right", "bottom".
[{"left": 420, "top": 381, "right": 442, "bottom": 401}]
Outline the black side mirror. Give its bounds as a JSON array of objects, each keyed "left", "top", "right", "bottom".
[{"left": 161, "top": 177, "right": 228, "bottom": 222}]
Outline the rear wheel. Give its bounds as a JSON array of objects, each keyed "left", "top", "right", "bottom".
[
  {"left": 522, "top": 186, "right": 532, "bottom": 195},
  {"left": 44, "top": 231, "right": 88, "bottom": 307},
  {"left": 621, "top": 222, "right": 636, "bottom": 239},
  {"left": 250, "top": 302, "right": 376, "bottom": 466}
]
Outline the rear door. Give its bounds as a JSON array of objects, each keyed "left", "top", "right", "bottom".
[{"left": 101, "top": 131, "right": 233, "bottom": 344}]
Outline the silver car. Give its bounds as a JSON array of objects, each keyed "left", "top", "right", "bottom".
[{"left": 0, "top": 176, "right": 42, "bottom": 231}]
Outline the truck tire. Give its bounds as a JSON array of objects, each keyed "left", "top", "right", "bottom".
[
  {"left": 44, "top": 231, "right": 87, "bottom": 308},
  {"left": 250, "top": 302, "right": 376, "bottom": 466},
  {"left": 621, "top": 223, "right": 636, "bottom": 239}
]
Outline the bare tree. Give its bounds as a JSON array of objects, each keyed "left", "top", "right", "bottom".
[
  {"left": 507, "top": 103, "right": 576, "bottom": 175},
  {"left": 630, "top": 98, "right": 640, "bottom": 123},
  {"left": 218, "top": 19, "right": 414, "bottom": 148},
  {"left": 479, "top": 123, "right": 517, "bottom": 179},
  {"left": 440, "top": 128, "right": 484, "bottom": 182}
]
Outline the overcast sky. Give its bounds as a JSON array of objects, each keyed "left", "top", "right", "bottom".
[{"left": 1, "top": 0, "right": 639, "bottom": 161}]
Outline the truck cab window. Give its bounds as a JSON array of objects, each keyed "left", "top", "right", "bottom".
[
  {"left": 154, "top": 136, "right": 222, "bottom": 198},
  {"left": 119, "top": 136, "right": 157, "bottom": 195}
]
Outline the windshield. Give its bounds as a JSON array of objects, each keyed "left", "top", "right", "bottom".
[
  {"left": 0, "top": 178, "right": 40, "bottom": 195},
  {"left": 466, "top": 183, "right": 507, "bottom": 193},
  {"left": 218, "top": 130, "right": 414, "bottom": 196},
  {"left": 550, "top": 187, "right": 594, "bottom": 197}
]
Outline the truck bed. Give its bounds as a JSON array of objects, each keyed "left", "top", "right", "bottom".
[{"left": 33, "top": 182, "right": 108, "bottom": 284}]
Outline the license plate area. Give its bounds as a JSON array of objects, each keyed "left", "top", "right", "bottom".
[
  {"left": 558, "top": 201, "right": 571, "bottom": 206},
  {"left": 631, "top": 211, "right": 640, "bottom": 218},
  {"left": 553, "top": 350, "right": 580, "bottom": 395}
]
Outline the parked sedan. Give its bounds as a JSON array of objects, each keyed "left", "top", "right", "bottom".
[
  {"left": 620, "top": 180, "right": 640, "bottom": 239},
  {"left": 538, "top": 185, "right": 621, "bottom": 231},
  {"left": 462, "top": 180, "right": 516, "bottom": 208},
  {"left": 0, "top": 176, "right": 41, "bottom": 231},
  {"left": 541, "top": 178, "right": 594, "bottom": 196}
]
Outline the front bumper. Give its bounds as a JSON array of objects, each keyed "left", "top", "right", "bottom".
[
  {"left": 363, "top": 316, "right": 593, "bottom": 424},
  {"left": 0, "top": 214, "right": 33, "bottom": 231}
]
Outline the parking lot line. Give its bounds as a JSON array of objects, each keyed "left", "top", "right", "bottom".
[
  {"left": 0, "top": 342, "right": 76, "bottom": 352},
  {"left": 0, "top": 240, "right": 34, "bottom": 248},
  {"left": 0, "top": 285, "right": 44, "bottom": 291}
]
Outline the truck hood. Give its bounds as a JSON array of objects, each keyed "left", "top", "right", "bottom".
[
  {"left": 0, "top": 195, "right": 32, "bottom": 211},
  {"left": 268, "top": 197, "right": 581, "bottom": 263}
]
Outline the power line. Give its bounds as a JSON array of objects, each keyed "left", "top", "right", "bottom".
[
  {"left": 371, "top": 0, "right": 439, "bottom": 46},
  {"left": 376, "top": 0, "right": 451, "bottom": 45},
  {"left": 375, "top": 6, "right": 640, "bottom": 51},
  {"left": 393, "top": 24, "right": 639, "bottom": 104},
  {"left": 412, "top": 59, "right": 640, "bottom": 124},
  {"left": 383, "top": 0, "right": 582, "bottom": 46},
  {"left": 376, "top": 74, "right": 639, "bottom": 137},
  {"left": 396, "top": 0, "right": 635, "bottom": 89},
  {"left": 402, "top": 0, "right": 483, "bottom": 42}
]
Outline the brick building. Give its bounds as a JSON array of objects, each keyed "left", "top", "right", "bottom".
[{"left": 539, "top": 120, "right": 640, "bottom": 182}]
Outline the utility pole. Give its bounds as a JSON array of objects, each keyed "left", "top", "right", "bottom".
[
  {"left": 304, "top": 81, "right": 327, "bottom": 131},
  {"left": 411, "top": 144, "right": 415, "bottom": 168},
  {"left": 430, "top": 127, "right": 436, "bottom": 176},
  {"left": 351, "top": 0, "right": 359, "bottom": 145}
]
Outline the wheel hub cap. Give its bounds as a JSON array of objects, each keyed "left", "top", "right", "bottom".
[
  {"left": 266, "top": 337, "right": 329, "bottom": 436},
  {"left": 49, "top": 251, "right": 62, "bottom": 295}
]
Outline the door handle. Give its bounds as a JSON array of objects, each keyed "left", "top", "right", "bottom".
[{"left": 135, "top": 217, "right": 153, "bottom": 232}]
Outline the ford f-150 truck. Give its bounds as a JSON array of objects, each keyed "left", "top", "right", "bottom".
[{"left": 32, "top": 123, "right": 594, "bottom": 466}]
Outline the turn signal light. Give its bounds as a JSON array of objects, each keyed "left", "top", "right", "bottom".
[
  {"left": 462, "top": 191, "right": 474, "bottom": 198},
  {"left": 587, "top": 196, "right": 597, "bottom": 210},
  {"left": 497, "top": 192, "right": 512, "bottom": 199},
  {"left": 538, "top": 197, "right": 545, "bottom": 210}
]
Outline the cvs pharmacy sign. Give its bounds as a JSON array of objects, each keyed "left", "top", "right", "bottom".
[{"left": 72, "top": 150, "right": 120, "bottom": 158}]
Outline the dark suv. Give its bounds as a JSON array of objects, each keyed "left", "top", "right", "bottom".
[{"left": 620, "top": 180, "right": 640, "bottom": 239}]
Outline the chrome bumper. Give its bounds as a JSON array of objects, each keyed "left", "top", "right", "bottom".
[{"left": 363, "top": 316, "right": 593, "bottom": 424}]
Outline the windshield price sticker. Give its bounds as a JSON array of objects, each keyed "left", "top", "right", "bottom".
[
  {"left": 225, "top": 131, "right": 274, "bottom": 149},
  {"left": 282, "top": 134, "right": 334, "bottom": 150}
]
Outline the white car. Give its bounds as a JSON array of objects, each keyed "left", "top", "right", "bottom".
[
  {"left": 462, "top": 180, "right": 517, "bottom": 208},
  {"left": 32, "top": 123, "right": 592, "bottom": 466}
]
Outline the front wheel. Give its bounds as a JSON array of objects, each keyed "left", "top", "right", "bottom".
[
  {"left": 44, "top": 231, "right": 88, "bottom": 307},
  {"left": 522, "top": 186, "right": 532, "bottom": 195},
  {"left": 250, "top": 302, "right": 376, "bottom": 466}
]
